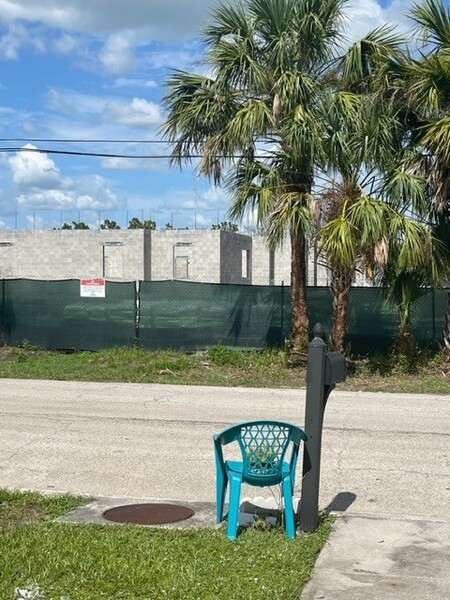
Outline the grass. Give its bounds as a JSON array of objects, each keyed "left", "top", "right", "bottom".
[
  {"left": 0, "top": 489, "right": 334, "bottom": 600},
  {"left": 0, "top": 489, "right": 88, "bottom": 532},
  {"left": 0, "top": 344, "right": 449, "bottom": 393}
]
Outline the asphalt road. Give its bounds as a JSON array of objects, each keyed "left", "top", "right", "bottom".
[{"left": 0, "top": 379, "right": 448, "bottom": 521}]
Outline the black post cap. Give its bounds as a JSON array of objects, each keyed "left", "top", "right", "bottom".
[{"left": 312, "top": 322, "right": 325, "bottom": 339}]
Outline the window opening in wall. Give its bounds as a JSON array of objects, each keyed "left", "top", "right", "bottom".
[{"left": 242, "top": 249, "right": 249, "bottom": 279}]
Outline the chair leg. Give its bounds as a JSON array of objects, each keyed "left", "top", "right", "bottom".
[
  {"left": 216, "top": 468, "right": 228, "bottom": 523},
  {"left": 282, "top": 475, "right": 296, "bottom": 539},
  {"left": 227, "top": 472, "right": 242, "bottom": 540}
]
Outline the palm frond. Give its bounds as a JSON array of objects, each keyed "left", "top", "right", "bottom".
[
  {"left": 382, "top": 167, "right": 427, "bottom": 213},
  {"left": 346, "top": 195, "right": 389, "bottom": 248},
  {"left": 421, "top": 115, "right": 450, "bottom": 164},
  {"left": 227, "top": 159, "right": 279, "bottom": 225},
  {"left": 339, "top": 24, "right": 405, "bottom": 84},
  {"left": 405, "top": 51, "right": 450, "bottom": 112},
  {"left": 267, "top": 191, "right": 313, "bottom": 248},
  {"left": 410, "top": 0, "right": 450, "bottom": 49},
  {"left": 204, "top": 1, "right": 252, "bottom": 46},
  {"left": 320, "top": 215, "right": 357, "bottom": 267},
  {"left": 389, "top": 214, "right": 432, "bottom": 269}
]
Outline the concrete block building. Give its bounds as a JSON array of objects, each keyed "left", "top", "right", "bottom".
[
  {"left": 0, "top": 228, "right": 372, "bottom": 286},
  {"left": 150, "top": 229, "right": 251, "bottom": 284},
  {"left": 0, "top": 229, "right": 252, "bottom": 284},
  {"left": 0, "top": 230, "right": 151, "bottom": 280}
]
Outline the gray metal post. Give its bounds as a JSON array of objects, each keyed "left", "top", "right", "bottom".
[{"left": 299, "top": 326, "right": 327, "bottom": 532}]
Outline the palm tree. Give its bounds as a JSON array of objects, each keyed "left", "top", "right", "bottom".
[
  {"left": 319, "top": 191, "right": 441, "bottom": 352},
  {"left": 314, "top": 29, "right": 410, "bottom": 352},
  {"left": 316, "top": 0, "right": 450, "bottom": 354},
  {"left": 374, "top": 0, "right": 450, "bottom": 351},
  {"left": 162, "top": 0, "right": 348, "bottom": 359}
]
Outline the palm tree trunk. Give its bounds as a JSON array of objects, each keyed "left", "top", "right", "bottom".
[
  {"left": 289, "top": 226, "right": 309, "bottom": 363},
  {"left": 393, "top": 303, "right": 415, "bottom": 355},
  {"left": 331, "top": 266, "right": 353, "bottom": 353}
]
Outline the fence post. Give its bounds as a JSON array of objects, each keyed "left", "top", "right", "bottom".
[
  {"left": 1, "top": 279, "right": 4, "bottom": 336},
  {"left": 432, "top": 287, "right": 436, "bottom": 346},
  {"left": 134, "top": 280, "right": 141, "bottom": 347}
]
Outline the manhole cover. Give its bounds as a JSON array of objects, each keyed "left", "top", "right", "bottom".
[{"left": 102, "top": 503, "right": 195, "bottom": 525}]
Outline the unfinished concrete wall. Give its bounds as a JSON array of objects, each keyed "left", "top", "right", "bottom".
[
  {"left": 220, "top": 231, "right": 252, "bottom": 284},
  {"left": 0, "top": 230, "right": 146, "bottom": 280},
  {"left": 150, "top": 230, "right": 222, "bottom": 282},
  {"left": 251, "top": 234, "right": 372, "bottom": 286},
  {"left": 0, "top": 229, "right": 373, "bottom": 286},
  {"left": 252, "top": 235, "right": 292, "bottom": 285}
]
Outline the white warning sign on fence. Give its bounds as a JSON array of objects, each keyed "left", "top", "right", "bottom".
[{"left": 80, "top": 277, "right": 106, "bottom": 298}]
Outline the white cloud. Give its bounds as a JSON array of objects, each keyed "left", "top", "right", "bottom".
[
  {"left": 0, "top": 0, "right": 221, "bottom": 41},
  {"left": 343, "top": 0, "right": 414, "bottom": 42},
  {"left": 16, "top": 177, "right": 122, "bottom": 210},
  {"left": 0, "top": 22, "right": 34, "bottom": 59},
  {"left": 0, "top": 0, "right": 418, "bottom": 76},
  {"left": 76, "top": 174, "right": 122, "bottom": 209},
  {"left": 193, "top": 213, "right": 212, "bottom": 227},
  {"left": 0, "top": 1, "right": 416, "bottom": 46},
  {"left": 47, "top": 89, "right": 163, "bottom": 130},
  {"left": 53, "top": 33, "right": 79, "bottom": 54},
  {"left": 138, "top": 184, "right": 231, "bottom": 214},
  {"left": 8, "top": 144, "right": 72, "bottom": 188},
  {"left": 101, "top": 155, "right": 168, "bottom": 171},
  {"left": 100, "top": 32, "right": 136, "bottom": 74},
  {"left": 48, "top": 89, "right": 107, "bottom": 117},
  {"left": 201, "top": 186, "right": 230, "bottom": 207},
  {"left": 144, "top": 48, "right": 203, "bottom": 70},
  {"left": 112, "top": 78, "right": 157, "bottom": 88},
  {"left": 103, "top": 97, "right": 163, "bottom": 127},
  {"left": 101, "top": 157, "right": 139, "bottom": 170},
  {"left": 22, "top": 119, "right": 37, "bottom": 134},
  {"left": 8, "top": 145, "right": 122, "bottom": 211}
]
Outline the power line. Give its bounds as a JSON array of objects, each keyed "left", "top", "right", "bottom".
[
  {"left": 0, "top": 138, "right": 172, "bottom": 144},
  {"left": 0, "top": 147, "right": 200, "bottom": 159},
  {"left": 0, "top": 146, "right": 271, "bottom": 159}
]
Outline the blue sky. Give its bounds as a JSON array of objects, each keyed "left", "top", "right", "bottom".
[{"left": 0, "top": 0, "right": 424, "bottom": 230}]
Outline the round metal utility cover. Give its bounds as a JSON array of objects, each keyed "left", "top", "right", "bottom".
[{"left": 102, "top": 503, "right": 194, "bottom": 525}]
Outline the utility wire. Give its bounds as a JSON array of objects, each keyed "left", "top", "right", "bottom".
[
  {"left": 0, "top": 147, "right": 193, "bottom": 159},
  {"left": 0, "top": 146, "right": 272, "bottom": 159},
  {"left": 0, "top": 138, "right": 173, "bottom": 143}
]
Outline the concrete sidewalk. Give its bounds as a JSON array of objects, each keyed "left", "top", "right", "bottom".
[{"left": 300, "top": 516, "right": 450, "bottom": 600}]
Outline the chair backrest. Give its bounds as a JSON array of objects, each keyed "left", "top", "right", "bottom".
[
  {"left": 239, "top": 421, "right": 291, "bottom": 482},
  {"left": 214, "top": 420, "right": 307, "bottom": 486}
]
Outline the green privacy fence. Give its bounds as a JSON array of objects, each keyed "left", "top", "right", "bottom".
[
  {"left": 0, "top": 279, "right": 136, "bottom": 350},
  {"left": 0, "top": 279, "right": 448, "bottom": 353}
]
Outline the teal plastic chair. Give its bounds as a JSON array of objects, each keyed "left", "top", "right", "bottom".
[{"left": 213, "top": 420, "right": 307, "bottom": 540}]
